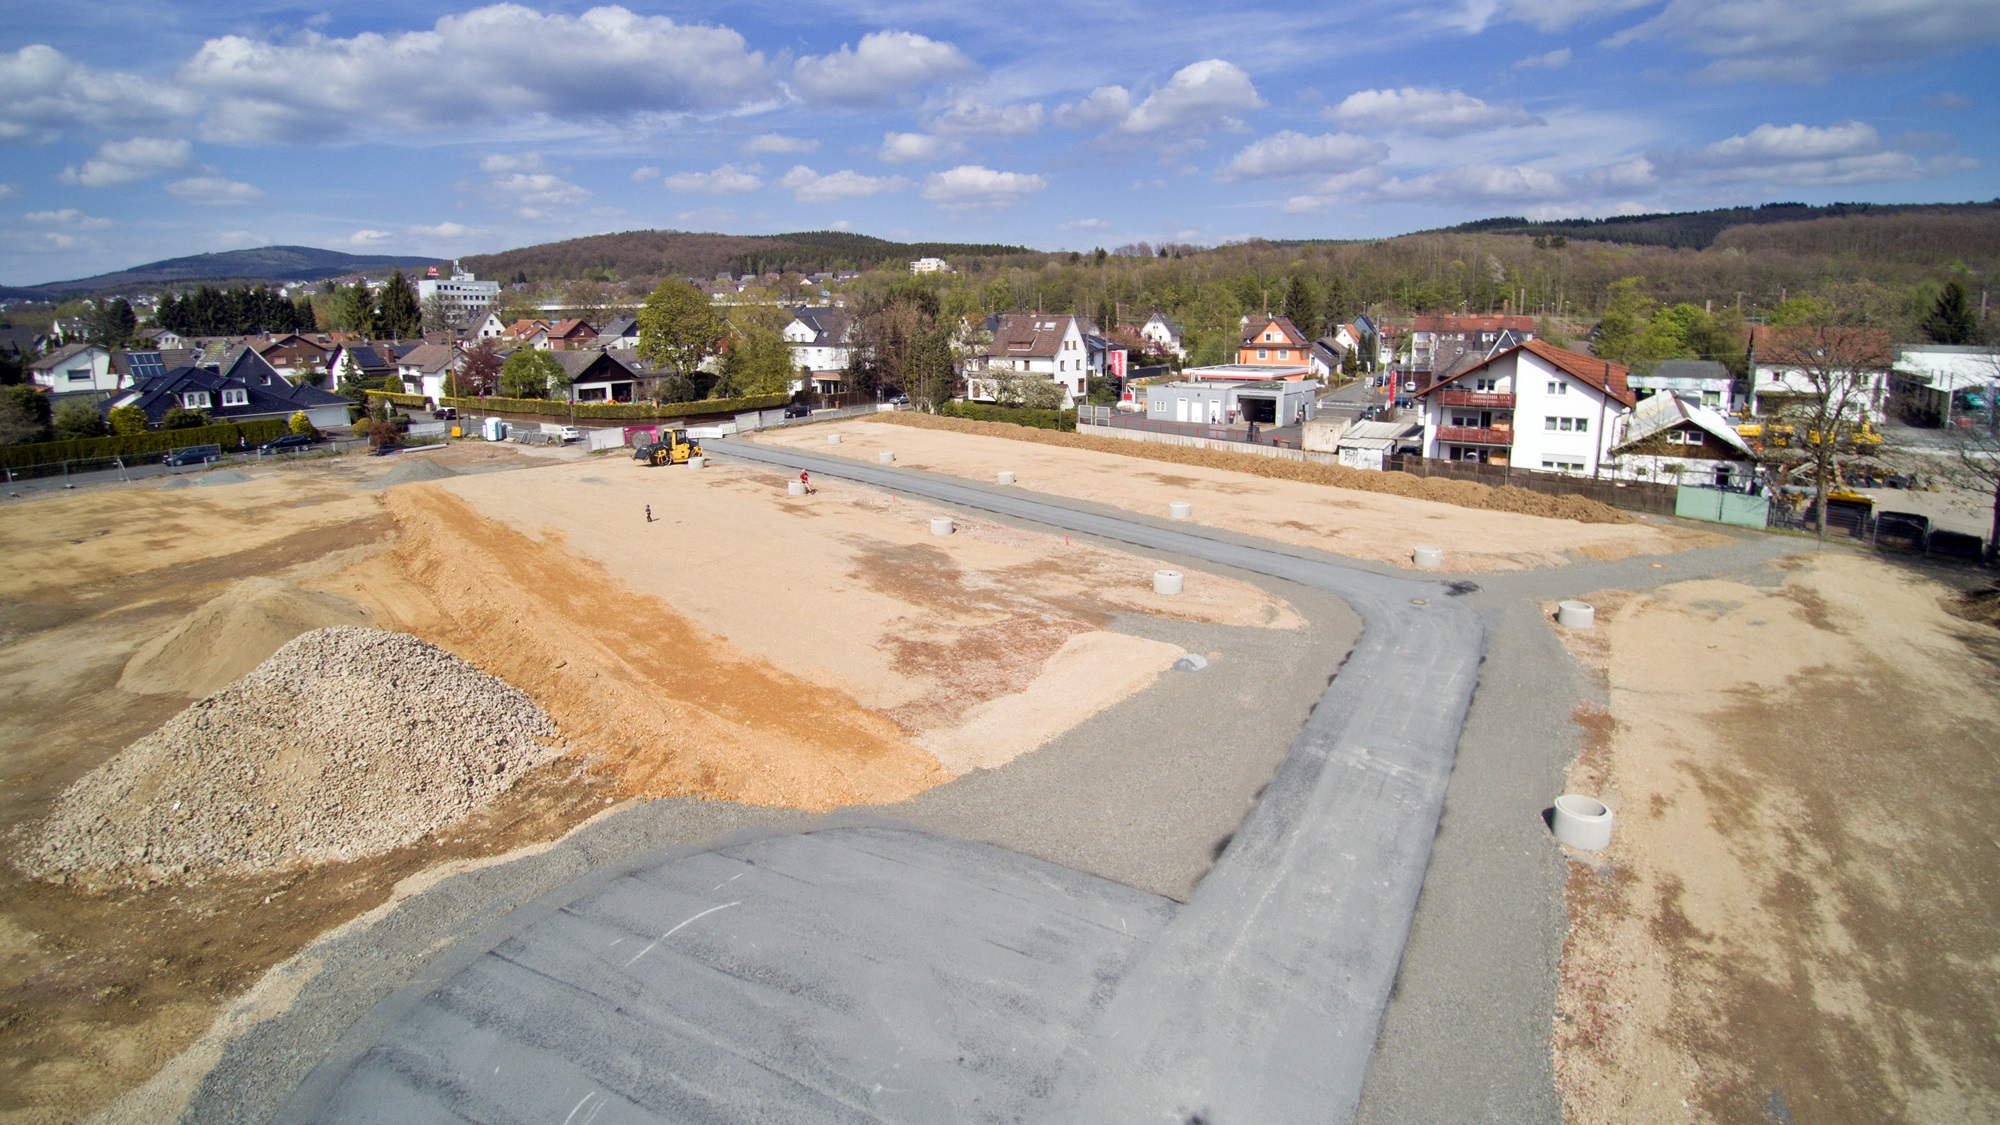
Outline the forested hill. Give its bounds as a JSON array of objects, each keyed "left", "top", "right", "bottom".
[
  {"left": 4, "top": 246, "right": 446, "bottom": 300},
  {"left": 1440, "top": 200, "right": 2000, "bottom": 251},
  {"left": 460, "top": 230, "right": 1042, "bottom": 285}
]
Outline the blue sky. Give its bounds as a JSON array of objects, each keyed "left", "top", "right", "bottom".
[{"left": 2, "top": 0, "right": 1995, "bottom": 285}]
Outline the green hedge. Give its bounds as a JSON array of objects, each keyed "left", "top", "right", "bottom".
[
  {"left": 0, "top": 418, "right": 292, "bottom": 469},
  {"left": 366, "top": 390, "right": 790, "bottom": 420},
  {"left": 941, "top": 402, "right": 1076, "bottom": 432}
]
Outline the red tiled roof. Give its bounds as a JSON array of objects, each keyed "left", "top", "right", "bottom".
[
  {"left": 1411, "top": 315, "right": 1536, "bottom": 334},
  {"left": 1419, "top": 339, "right": 1635, "bottom": 406},
  {"left": 1240, "top": 315, "right": 1308, "bottom": 348}
]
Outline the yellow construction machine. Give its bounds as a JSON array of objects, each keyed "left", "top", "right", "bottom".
[{"left": 640, "top": 428, "right": 702, "bottom": 466}]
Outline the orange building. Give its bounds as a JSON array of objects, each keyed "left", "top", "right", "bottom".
[{"left": 1238, "top": 315, "right": 1310, "bottom": 366}]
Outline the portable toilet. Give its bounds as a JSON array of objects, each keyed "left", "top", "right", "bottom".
[{"left": 482, "top": 417, "right": 509, "bottom": 441}]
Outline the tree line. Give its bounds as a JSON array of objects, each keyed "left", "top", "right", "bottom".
[{"left": 156, "top": 285, "right": 316, "bottom": 338}]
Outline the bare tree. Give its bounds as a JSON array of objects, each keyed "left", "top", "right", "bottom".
[{"left": 1752, "top": 321, "right": 1892, "bottom": 539}]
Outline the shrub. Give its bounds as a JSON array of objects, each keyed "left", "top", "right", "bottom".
[
  {"left": 941, "top": 401, "right": 1076, "bottom": 431},
  {"left": 288, "top": 410, "right": 317, "bottom": 437},
  {"left": 107, "top": 405, "right": 149, "bottom": 436},
  {"left": 0, "top": 418, "right": 290, "bottom": 469},
  {"left": 161, "top": 406, "right": 212, "bottom": 430},
  {"left": 52, "top": 400, "right": 107, "bottom": 440}
]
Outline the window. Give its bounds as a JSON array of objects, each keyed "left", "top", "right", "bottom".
[
  {"left": 1257, "top": 349, "right": 1269, "bottom": 359},
  {"left": 221, "top": 389, "right": 248, "bottom": 407},
  {"left": 1540, "top": 457, "right": 1585, "bottom": 473},
  {"left": 181, "top": 391, "right": 211, "bottom": 409},
  {"left": 1560, "top": 417, "right": 1574, "bottom": 431},
  {"left": 1681, "top": 431, "right": 1703, "bottom": 446},
  {"left": 1576, "top": 417, "right": 1587, "bottom": 433},
  {"left": 66, "top": 370, "right": 92, "bottom": 383},
  {"left": 1548, "top": 380, "right": 1567, "bottom": 395},
  {"left": 1475, "top": 378, "right": 1497, "bottom": 391},
  {"left": 1546, "top": 417, "right": 1559, "bottom": 430},
  {"left": 1278, "top": 349, "right": 1289, "bottom": 359}
]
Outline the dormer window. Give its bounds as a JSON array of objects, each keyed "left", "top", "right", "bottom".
[
  {"left": 221, "top": 388, "right": 248, "bottom": 407},
  {"left": 181, "top": 391, "right": 211, "bottom": 409}
]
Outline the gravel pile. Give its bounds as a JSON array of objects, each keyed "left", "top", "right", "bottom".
[{"left": 22, "top": 627, "right": 560, "bottom": 884}]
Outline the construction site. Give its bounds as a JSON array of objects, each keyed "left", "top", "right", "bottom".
[{"left": 1, "top": 420, "right": 1995, "bottom": 1124}]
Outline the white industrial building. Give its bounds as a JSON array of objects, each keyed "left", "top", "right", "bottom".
[{"left": 416, "top": 268, "right": 501, "bottom": 323}]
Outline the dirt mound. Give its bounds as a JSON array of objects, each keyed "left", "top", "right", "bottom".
[
  {"left": 24, "top": 627, "right": 560, "bottom": 883},
  {"left": 362, "top": 458, "right": 460, "bottom": 491},
  {"left": 1943, "top": 581, "right": 2000, "bottom": 628},
  {"left": 878, "top": 412, "right": 1633, "bottom": 523},
  {"left": 120, "top": 578, "right": 373, "bottom": 698}
]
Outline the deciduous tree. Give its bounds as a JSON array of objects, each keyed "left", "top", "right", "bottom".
[
  {"left": 52, "top": 399, "right": 106, "bottom": 439},
  {"left": 1754, "top": 315, "right": 1892, "bottom": 540},
  {"left": 500, "top": 348, "right": 564, "bottom": 399},
  {"left": 637, "top": 280, "right": 723, "bottom": 382},
  {"left": 454, "top": 339, "right": 503, "bottom": 396},
  {"left": 0, "top": 385, "right": 53, "bottom": 444}
]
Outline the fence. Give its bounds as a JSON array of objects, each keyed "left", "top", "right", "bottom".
[
  {"left": 1079, "top": 422, "right": 1331, "bottom": 465},
  {"left": 1386, "top": 456, "right": 1681, "bottom": 514},
  {"left": 1085, "top": 409, "right": 1307, "bottom": 450},
  {"left": 2, "top": 438, "right": 368, "bottom": 491}
]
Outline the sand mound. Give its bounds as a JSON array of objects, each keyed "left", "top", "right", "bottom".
[
  {"left": 362, "top": 459, "right": 461, "bottom": 490},
  {"left": 120, "top": 578, "right": 373, "bottom": 698},
  {"left": 24, "top": 627, "right": 560, "bottom": 883},
  {"left": 195, "top": 470, "right": 252, "bottom": 486}
]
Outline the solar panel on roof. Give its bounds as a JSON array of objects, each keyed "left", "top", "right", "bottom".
[{"left": 127, "top": 351, "right": 166, "bottom": 380}]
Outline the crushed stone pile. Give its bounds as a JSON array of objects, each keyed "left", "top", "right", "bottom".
[
  {"left": 23, "top": 627, "right": 560, "bottom": 884},
  {"left": 362, "top": 459, "right": 460, "bottom": 491}
]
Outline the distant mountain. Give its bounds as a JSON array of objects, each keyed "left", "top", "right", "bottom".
[
  {"left": 462, "top": 229, "right": 1041, "bottom": 286},
  {"left": 3, "top": 246, "right": 449, "bottom": 301},
  {"left": 1437, "top": 200, "right": 2000, "bottom": 251}
]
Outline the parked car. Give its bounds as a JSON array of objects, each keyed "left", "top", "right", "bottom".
[
  {"left": 161, "top": 444, "right": 221, "bottom": 467},
  {"left": 783, "top": 402, "right": 812, "bottom": 418},
  {"left": 888, "top": 393, "right": 910, "bottom": 405},
  {"left": 258, "top": 433, "right": 317, "bottom": 454},
  {"left": 557, "top": 425, "right": 582, "bottom": 443},
  {"left": 433, "top": 406, "right": 458, "bottom": 420}
]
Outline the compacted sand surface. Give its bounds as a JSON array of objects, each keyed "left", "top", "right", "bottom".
[{"left": 753, "top": 419, "right": 1725, "bottom": 572}]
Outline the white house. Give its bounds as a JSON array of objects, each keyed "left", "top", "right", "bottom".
[
  {"left": 1416, "top": 340, "right": 1637, "bottom": 475},
  {"left": 969, "top": 314, "right": 1100, "bottom": 407},
  {"left": 1137, "top": 312, "right": 1186, "bottom": 359},
  {"left": 396, "top": 343, "right": 459, "bottom": 402},
  {"left": 909, "top": 257, "right": 949, "bottom": 274},
  {"left": 1890, "top": 344, "right": 1999, "bottom": 426},
  {"left": 474, "top": 312, "right": 509, "bottom": 341},
  {"left": 30, "top": 343, "right": 119, "bottom": 394},
  {"left": 1630, "top": 359, "right": 1736, "bottom": 415},
  {"left": 783, "top": 307, "right": 853, "bottom": 380},
  {"left": 1749, "top": 327, "right": 1892, "bottom": 426},
  {"left": 1606, "top": 391, "right": 1761, "bottom": 489}
]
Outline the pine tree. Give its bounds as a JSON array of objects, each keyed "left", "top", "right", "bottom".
[
  {"left": 1920, "top": 280, "right": 1979, "bottom": 345},
  {"left": 1282, "top": 275, "right": 1317, "bottom": 337},
  {"left": 377, "top": 270, "right": 422, "bottom": 339}
]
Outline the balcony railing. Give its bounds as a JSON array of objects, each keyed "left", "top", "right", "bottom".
[
  {"left": 1437, "top": 425, "right": 1514, "bottom": 446},
  {"left": 1436, "top": 390, "right": 1515, "bottom": 408}
]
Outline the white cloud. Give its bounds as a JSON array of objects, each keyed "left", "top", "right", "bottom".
[
  {"left": 165, "top": 176, "right": 265, "bottom": 205},
  {"left": 1060, "top": 60, "right": 1263, "bottom": 135},
  {"left": 347, "top": 229, "right": 396, "bottom": 246},
  {"left": 878, "top": 132, "right": 956, "bottom": 163},
  {"left": 1463, "top": 0, "right": 1652, "bottom": 32},
  {"left": 0, "top": 44, "right": 198, "bottom": 141},
  {"left": 664, "top": 163, "right": 764, "bottom": 193},
  {"left": 59, "top": 137, "right": 194, "bottom": 187},
  {"left": 829, "top": 219, "right": 855, "bottom": 232},
  {"left": 1604, "top": 0, "right": 2000, "bottom": 82},
  {"left": 1219, "top": 131, "right": 1387, "bottom": 180},
  {"left": 1515, "top": 48, "right": 1572, "bottom": 68},
  {"left": 182, "top": 5, "right": 776, "bottom": 142},
  {"left": 1926, "top": 92, "right": 1971, "bottom": 110},
  {"left": 1329, "top": 88, "right": 1541, "bottom": 137},
  {"left": 922, "top": 165, "right": 1047, "bottom": 211},
  {"left": 409, "top": 221, "right": 474, "bottom": 238},
  {"left": 928, "top": 97, "right": 1044, "bottom": 137},
  {"left": 480, "top": 152, "right": 544, "bottom": 173},
  {"left": 1057, "top": 218, "right": 1111, "bottom": 231},
  {"left": 777, "top": 165, "right": 909, "bottom": 203},
  {"left": 25, "top": 208, "right": 113, "bottom": 230},
  {"left": 630, "top": 166, "right": 659, "bottom": 182},
  {"left": 677, "top": 207, "right": 737, "bottom": 225},
  {"left": 790, "top": 31, "right": 973, "bottom": 106},
  {"left": 0, "top": 183, "right": 15, "bottom": 199},
  {"left": 485, "top": 167, "right": 591, "bottom": 219},
  {"left": 1671, "top": 121, "right": 1953, "bottom": 185},
  {"left": 742, "top": 133, "right": 818, "bottom": 155}
]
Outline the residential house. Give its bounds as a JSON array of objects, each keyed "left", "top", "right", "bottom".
[
  {"left": 1405, "top": 315, "right": 1537, "bottom": 388},
  {"left": 1309, "top": 337, "right": 1345, "bottom": 379},
  {"left": 556, "top": 350, "right": 641, "bottom": 403},
  {"left": 1748, "top": 327, "right": 1893, "bottom": 426},
  {"left": 51, "top": 316, "right": 87, "bottom": 344},
  {"left": 1629, "top": 359, "right": 1735, "bottom": 414},
  {"left": 968, "top": 314, "right": 1100, "bottom": 407},
  {"left": 1136, "top": 312, "right": 1186, "bottom": 359},
  {"left": 135, "top": 326, "right": 185, "bottom": 350},
  {"left": 325, "top": 343, "right": 398, "bottom": 390},
  {"left": 1237, "top": 315, "right": 1310, "bottom": 367},
  {"left": 909, "top": 257, "right": 950, "bottom": 273},
  {"left": 1606, "top": 390, "right": 1760, "bottom": 488},
  {"left": 30, "top": 343, "right": 120, "bottom": 394},
  {"left": 252, "top": 333, "right": 333, "bottom": 382},
  {"left": 783, "top": 307, "right": 853, "bottom": 391},
  {"left": 105, "top": 351, "right": 352, "bottom": 432},
  {"left": 396, "top": 343, "right": 460, "bottom": 401},
  {"left": 474, "top": 312, "right": 509, "bottom": 341},
  {"left": 0, "top": 323, "right": 52, "bottom": 358},
  {"left": 502, "top": 320, "right": 554, "bottom": 350},
  {"left": 546, "top": 318, "right": 598, "bottom": 351},
  {"left": 595, "top": 317, "right": 640, "bottom": 350},
  {"left": 1416, "top": 339, "right": 1636, "bottom": 473}
]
